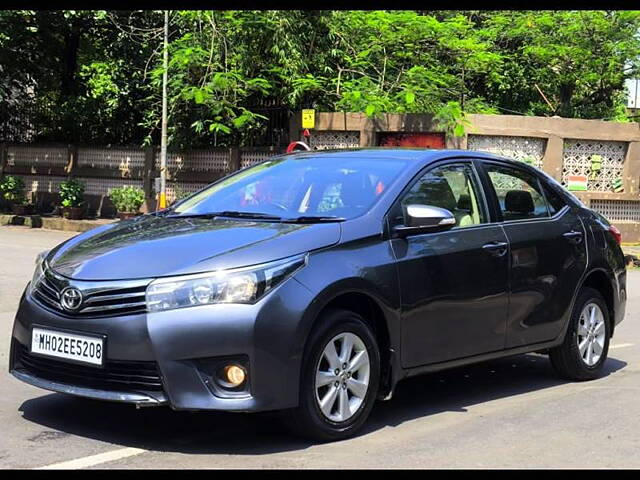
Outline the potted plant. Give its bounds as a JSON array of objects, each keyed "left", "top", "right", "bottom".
[
  {"left": 109, "top": 185, "right": 145, "bottom": 219},
  {"left": 0, "top": 175, "right": 34, "bottom": 215},
  {"left": 58, "top": 178, "right": 86, "bottom": 220}
]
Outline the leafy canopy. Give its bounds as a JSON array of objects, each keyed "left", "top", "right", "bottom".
[{"left": 1, "top": 10, "right": 639, "bottom": 147}]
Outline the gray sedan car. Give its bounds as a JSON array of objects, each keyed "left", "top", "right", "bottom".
[{"left": 10, "top": 149, "right": 626, "bottom": 440}]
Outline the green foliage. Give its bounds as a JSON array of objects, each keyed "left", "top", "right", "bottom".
[
  {"left": 433, "top": 101, "right": 471, "bottom": 138},
  {"left": 0, "top": 10, "right": 160, "bottom": 144},
  {"left": 0, "top": 176, "right": 28, "bottom": 204},
  {"left": 58, "top": 178, "right": 85, "bottom": 207},
  {"left": 472, "top": 10, "right": 640, "bottom": 118},
  {"left": 1, "top": 10, "right": 639, "bottom": 145},
  {"left": 109, "top": 186, "right": 145, "bottom": 213},
  {"left": 327, "top": 11, "right": 502, "bottom": 125}
]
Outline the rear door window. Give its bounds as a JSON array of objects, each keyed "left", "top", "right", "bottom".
[{"left": 484, "top": 165, "right": 551, "bottom": 221}]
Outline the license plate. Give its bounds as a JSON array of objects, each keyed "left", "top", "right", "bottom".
[{"left": 31, "top": 327, "right": 104, "bottom": 366}]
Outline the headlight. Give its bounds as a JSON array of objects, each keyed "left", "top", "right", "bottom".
[
  {"left": 28, "top": 250, "right": 49, "bottom": 294},
  {"left": 146, "top": 254, "right": 307, "bottom": 313}
]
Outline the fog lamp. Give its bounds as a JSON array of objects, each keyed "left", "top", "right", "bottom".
[{"left": 223, "top": 364, "right": 246, "bottom": 386}]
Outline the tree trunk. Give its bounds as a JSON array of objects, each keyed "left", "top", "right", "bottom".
[
  {"left": 60, "top": 21, "right": 81, "bottom": 96},
  {"left": 557, "top": 81, "right": 575, "bottom": 117}
]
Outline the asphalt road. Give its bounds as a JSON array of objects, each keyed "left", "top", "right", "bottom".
[{"left": 1, "top": 226, "right": 638, "bottom": 469}]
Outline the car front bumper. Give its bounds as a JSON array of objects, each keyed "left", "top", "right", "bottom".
[
  {"left": 9, "top": 277, "right": 314, "bottom": 412},
  {"left": 11, "top": 369, "right": 168, "bottom": 406}
]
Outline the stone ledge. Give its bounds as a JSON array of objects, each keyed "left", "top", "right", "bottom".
[{"left": 0, "top": 214, "right": 117, "bottom": 232}]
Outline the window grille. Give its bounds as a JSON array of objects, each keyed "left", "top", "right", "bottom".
[
  {"left": 562, "top": 140, "right": 627, "bottom": 192},
  {"left": 467, "top": 135, "right": 546, "bottom": 169}
]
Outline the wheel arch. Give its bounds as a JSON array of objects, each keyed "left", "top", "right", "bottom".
[
  {"left": 298, "top": 281, "right": 399, "bottom": 398},
  {"left": 577, "top": 268, "right": 616, "bottom": 336}
]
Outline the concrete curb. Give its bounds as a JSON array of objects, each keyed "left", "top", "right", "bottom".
[{"left": 0, "top": 214, "right": 117, "bottom": 233}]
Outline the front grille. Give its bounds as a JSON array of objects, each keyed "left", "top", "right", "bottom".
[
  {"left": 13, "top": 341, "right": 164, "bottom": 392},
  {"left": 32, "top": 266, "right": 149, "bottom": 317}
]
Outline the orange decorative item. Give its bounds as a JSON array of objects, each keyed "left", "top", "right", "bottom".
[{"left": 378, "top": 132, "right": 445, "bottom": 148}]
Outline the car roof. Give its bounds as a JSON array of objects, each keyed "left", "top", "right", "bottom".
[
  {"left": 285, "top": 148, "right": 451, "bottom": 162},
  {"left": 284, "top": 148, "right": 527, "bottom": 167}
]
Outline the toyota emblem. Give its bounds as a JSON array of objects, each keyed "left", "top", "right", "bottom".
[{"left": 60, "top": 287, "right": 83, "bottom": 311}]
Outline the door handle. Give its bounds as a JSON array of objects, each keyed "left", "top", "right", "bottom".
[
  {"left": 563, "top": 230, "right": 583, "bottom": 245},
  {"left": 482, "top": 241, "right": 508, "bottom": 257}
]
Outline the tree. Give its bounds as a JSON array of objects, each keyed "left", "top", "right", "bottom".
[
  {"left": 0, "top": 10, "right": 160, "bottom": 144},
  {"left": 1, "top": 10, "right": 639, "bottom": 147},
  {"left": 473, "top": 10, "right": 640, "bottom": 119}
]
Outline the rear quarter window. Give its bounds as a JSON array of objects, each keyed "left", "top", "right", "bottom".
[{"left": 541, "top": 182, "right": 567, "bottom": 215}]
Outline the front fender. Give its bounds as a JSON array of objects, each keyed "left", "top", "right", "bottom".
[{"left": 290, "top": 239, "right": 402, "bottom": 382}]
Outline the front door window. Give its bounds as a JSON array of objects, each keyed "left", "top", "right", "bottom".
[{"left": 401, "top": 163, "right": 487, "bottom": 229}]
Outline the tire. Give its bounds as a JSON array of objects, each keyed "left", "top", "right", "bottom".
[
  {"left": 283, "top": 308, "right": 381, "bottom": 442},
  {"left": 549, "top": 287, "right": 611, "bottom": 381}
]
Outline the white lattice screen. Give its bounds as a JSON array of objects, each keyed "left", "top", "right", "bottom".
[
  {"left": 590, "top": 199, "right": 640, "bottom": 222},
  {"left": 309, "top": 131, "right": 360, "bottom": 150},
  {"left": 156, "top": 150, "right": 230, "bottom": 172},
  {"left": 21, "top": 175, "right": 142, "bottom": 198},
  {"left": 240, "top": 150, "right": 279, "bottom": 169},
  {"left": 83, "top": 178, "right": 143, "bottom": 196},
  {"left": 22, "top": 175, "right": 68, "bottom": 194},
  {"left": 467, "top": 135, "right": 546, "bottom": 169},
  {"left": 166, "top": 181, "right": 208, "bottom": 203},
  {"left": 78, "top": 147, "right": 145, "bottom": 170},
  {"left": 562, "top": 139, "right": 627, "bottom": 192},
  {"left": 6, "top": 146, "right": 68, "bottom": 167}
]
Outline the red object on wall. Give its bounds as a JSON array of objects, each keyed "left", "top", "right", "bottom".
[{"left": 378, "top": 132, "right": 446, "bottom": 148}]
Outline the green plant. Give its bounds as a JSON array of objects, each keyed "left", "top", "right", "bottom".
[
  {"left": 58, "top": 178, "right": 85, "bottom": 208},
  {"left": 109, "top": 185, "right": 145, "bottom": 213},
  {"left": 0, "top": 175, "right": 28, "bottom": 205},
  {"left": 433, "top": 101, "right": 471, "bottom": 137}
]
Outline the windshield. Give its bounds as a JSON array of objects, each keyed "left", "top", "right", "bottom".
[{"left": 171, "top": 155, "right": 409, "bottom": 220}]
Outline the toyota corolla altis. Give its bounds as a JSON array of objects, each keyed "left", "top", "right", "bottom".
[{"left": 10, "top": 149, "right": 626, "bottom": 440}]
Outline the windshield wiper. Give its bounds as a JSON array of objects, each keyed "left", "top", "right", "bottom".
[
  {"left": 165, "top": 211, "right": 282, "bottom": 221},
  {"left": 218, "top": 211, "right": 282, "bottom": 220},
  {"left": 283, "top": 215, "right": 346, "bottom": 223},
  {"left": 164, "top": 211, "right": 343, "bottom": 223}
]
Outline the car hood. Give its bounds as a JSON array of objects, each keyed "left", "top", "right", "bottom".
[{"left": 48, "top": 215, "right": 342, "bottom": 281}]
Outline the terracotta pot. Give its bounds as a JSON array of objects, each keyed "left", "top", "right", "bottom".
[
  {"left": 11, "top": 204, "right": 34, "bottom": 216},
  {"left": 62, "top": 206, "right": 85, "bottom": 220},
  {"left": 117, "top": 211, "right": 140, "bottom": 220}
]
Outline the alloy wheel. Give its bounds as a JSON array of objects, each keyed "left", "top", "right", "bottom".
[
  {"left": 314, "top": 332, "right": 370, "bottom": 423},
  {"left": 577, "top": 302, "right": 606, "bottom": 367}
]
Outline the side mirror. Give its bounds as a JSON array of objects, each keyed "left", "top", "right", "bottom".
[{"left": 394, "top": 204, "right": 456, "bottom": 237}]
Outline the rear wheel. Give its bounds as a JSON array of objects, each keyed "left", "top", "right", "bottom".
[
  {"left": 284, "top": 308, "right": 380, "bottom": 441},
  {"left": 549, "top": 287, "right": 610, "bottom": 381}
]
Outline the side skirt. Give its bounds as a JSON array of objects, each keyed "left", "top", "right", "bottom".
[
  {"left": 403, "top": 338, "right": 563, "bottom": 379},
  {"left": 381, "top": 337, "right": 564, "bottom": 401}
]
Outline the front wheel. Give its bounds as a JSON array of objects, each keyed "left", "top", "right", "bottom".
[
  {"left": 283, "top": 309, "right": 380, "bottom": 441},
  {"left": 549, "top": 287, "right": 610, "bottom": 381}
]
